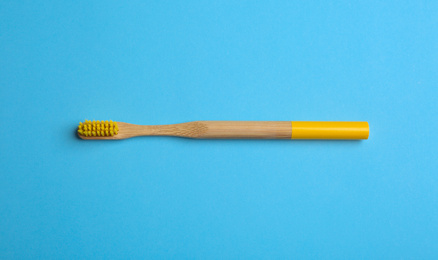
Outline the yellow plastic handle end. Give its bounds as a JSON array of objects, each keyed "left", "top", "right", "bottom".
[{"left": 291, "top": 121, "right": 369, "bottom": 140}]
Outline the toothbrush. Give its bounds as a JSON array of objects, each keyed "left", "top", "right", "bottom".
[{"left": 77, "top": 120, "right": 369, "bottom": 140}]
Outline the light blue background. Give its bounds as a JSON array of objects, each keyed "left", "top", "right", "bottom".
[{"left": 1, "top": 1, "right": 437, "bottom": 259}]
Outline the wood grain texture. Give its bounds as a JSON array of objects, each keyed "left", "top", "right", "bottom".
[
  {"left": 195, "top": 121, "right": 291, "bottom": 139},
  {"left": 78, "top": 121, "right": 292, "bottom": 140}
]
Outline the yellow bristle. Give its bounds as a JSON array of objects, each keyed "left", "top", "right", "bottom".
[{"left": 79, "top": 119, "right": 119, "bottom": 136}]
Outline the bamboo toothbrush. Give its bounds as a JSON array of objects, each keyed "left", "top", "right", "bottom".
[{"left": 77, "top": 120, "right": 369, "bottom": 140}]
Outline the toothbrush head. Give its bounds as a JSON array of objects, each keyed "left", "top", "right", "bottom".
[{"left": 77, "top": 120, "right": 119, "bottom": 138}]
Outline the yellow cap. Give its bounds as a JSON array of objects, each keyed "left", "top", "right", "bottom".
[{"left": 291, "top": 121, "right": 369, "bottom": 139}]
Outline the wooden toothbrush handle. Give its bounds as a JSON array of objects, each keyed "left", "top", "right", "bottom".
[
  {"left": 192, "top": 121, "right": 369, "bottom": 139},
  {"left": 197, "top": 121, "right": 291, "bottom": 139},
  {"left": 105, "top": 121, "right": 368, "bottom": 139}
]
